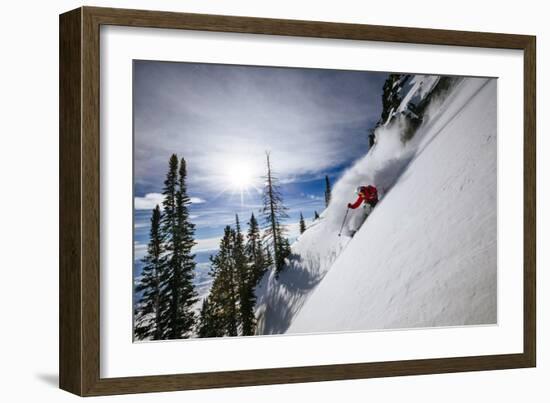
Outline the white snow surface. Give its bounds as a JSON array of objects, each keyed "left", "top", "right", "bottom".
[{"left": 255, "top": 76, "right": 497, "bottom": 335}]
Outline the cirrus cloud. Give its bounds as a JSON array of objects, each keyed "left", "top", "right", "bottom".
[
  {"left": 133, "top": 61, "right": 387, "bottom": 194},
  {"left": 135, "top": 192, "right": 205, "bottom": 210}
]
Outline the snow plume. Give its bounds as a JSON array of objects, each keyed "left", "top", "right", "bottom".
[
  {"left": 323, "top": 75, "right": 459, "bottom": 235},
  {"left": 324, "top": 113, "right": 418, "bottom": 236}
]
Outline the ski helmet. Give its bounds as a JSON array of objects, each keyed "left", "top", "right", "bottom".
[{"left": 356, "top": 186, "right": 363, "bottom": 194}]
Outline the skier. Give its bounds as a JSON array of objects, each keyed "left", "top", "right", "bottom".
[
  {"left": 338, "top": 185, "right": 380, "bottom": 237},
  {"left": 347, "top": 185, "right": 379, "bottom": 211}
]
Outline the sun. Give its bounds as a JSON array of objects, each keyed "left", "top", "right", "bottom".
[
  {"left": 226, "top": 161, "right": 254, "bottom": 191},
  {"left": 219, "top": 159, "right": 261, "bottom": 205}
]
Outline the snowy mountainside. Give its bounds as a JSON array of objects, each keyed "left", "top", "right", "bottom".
[
  {"left": 289, "top": 77, "right": 497, "bottom": 333},
  {"left": 255, "top": 215, "right": 348, "bottom": 334},
  {"left": 255, "top": 76, "right": 497, "bottom": 335}
]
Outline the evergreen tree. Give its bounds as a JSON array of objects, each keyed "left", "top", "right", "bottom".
[
  {"left": 209, "top": 226, "right": 240, "bottom": 336},
  {"left": 324, "top": 175, "right": 332, "bottom": 207},
  {"left": 380, "top": 74, "right": 404, "bottom": 125},
  {"left": 176, "top": 157, "right": 199, "bottom": 334},
  {"left": 234, "top": 215, "right": 256, "bottom": 335},
  {"left": 204, "top": 216, "right": 267, "bottom": 338},
  {"left": 264, "top": 247, "right": 274, "bottom": 270},
  {"left": 160, "top": 154, "right": 198, "bottom": 339},
  {"left": 245, "top": 213, "right": 269, "bottom": 284},
  {"left": 197, "top": 297, "right": 224, "bottom": 338},
  {"left": 134, "top": 205, "right": 165, "bottom": 340},
  {"left": 299, "top": 212, "right": 306, "bottom": 234},
  {"left": 260, "top": 152, "right": 290, "bottom": 274},
  {"left": 279, "top": 236, "right": 291, "bottom": 262},
  {"left": 314, "top": 211, "right": 320, "bottom": 220}
]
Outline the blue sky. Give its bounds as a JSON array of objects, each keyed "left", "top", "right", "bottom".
[{"left": 133, "top": 60, "right": 388, "bottom": 294}]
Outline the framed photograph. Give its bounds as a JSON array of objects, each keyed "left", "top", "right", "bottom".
[{"left": 59, "top": 6, "right": 536, "bottom": 396}]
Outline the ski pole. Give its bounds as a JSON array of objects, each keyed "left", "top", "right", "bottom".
[{"left": 338, "top": 208, "right": 350, "bottom": 237}]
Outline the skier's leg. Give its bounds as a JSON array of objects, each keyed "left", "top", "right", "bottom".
[
  {"left": 347, "top": 211, "right": 358, "bottom": 237},
  {"left": 363, "top": 203, "right": 372, "bottom": 218},
  {"left": 366, "top": 200, "right": 377, "bottom": 215}
]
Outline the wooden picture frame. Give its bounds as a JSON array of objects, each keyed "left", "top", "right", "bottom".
[{"left": 59, "top": 6, "right": 536, "bottom": 396}]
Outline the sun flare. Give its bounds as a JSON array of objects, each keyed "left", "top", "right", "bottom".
[{"left": 227, "top": 161, "right": 254, "bottom": 191}]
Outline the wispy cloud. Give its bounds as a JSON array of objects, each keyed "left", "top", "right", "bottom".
[
  {"left": 135, "top": 237, "right": 220, "bottom": 258},
  {"left": 133, "top": 61, "right": 386, "bottom": 194},
  {"left": 134, "top": 241, "right": 147, "bottom": 260},
  {"left": 135, "top": 192, "right": 206, "bottom": 210},
  {"left": 192, "top": 237, "right": 222, "bottom": 253},
  {"left": 135, "top": 193, "right": 163, "bottom": 210},
  {"left": 302, "top": 193, "right": 323, "bottom": 201}
]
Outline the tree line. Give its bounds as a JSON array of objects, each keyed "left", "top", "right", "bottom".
[
  {"left": 134, "top": 153, "right": 332, "bottom": 340},
  {"left": 197, "top": 213, "right": 271, "bottom": 336}
]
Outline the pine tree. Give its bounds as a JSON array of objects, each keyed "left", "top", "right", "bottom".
[
  {"left": 160, "top": 154, "right": 198, "bottom": 339},
  {"left": 134, "top": 205, "right": 166, "bottom": 340},
  {"left": 380, "top": 74, "right": 404, "bottom": 125},
  {"left": 234, "top": 215, "right": 256, "bottom": 335},
  {"left": 299, "top": 212, "right": 306, "bottom": 234},
  {"left": 314, "top": 211, "right": 320, "bottom": 220},
  {"left": 197, "top": 297, "right": 224, "bottom": 338},
  {"left": 159, "top": 154, "right": 178, "bottom": 338},
  {"left": 324, "top": 175, "right": 332, "bottom": 207},
  {"left": 204, "top": 216, "right": 268, "bottom": 338},
  {"left": 245, "top": 213, "right": 269, "bottom": 284},
  {"left": 176, "top": 157, "right": 199, "bottom": 334},
  {"left": 280, "top": 236, "right": 291, "bottom": 261},
  {"left": 264, "top": 247, "right": 274, "bottom": 269},
  {"left": 209, "top": 226, "right": 240, "bottom": 336},
  {"left": 260, "top": 152, "right": 290, "bottom": 274}
]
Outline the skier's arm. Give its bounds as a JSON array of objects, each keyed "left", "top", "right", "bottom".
[{"left": 347, "top": 196, "right": 363, "bottom": 209}]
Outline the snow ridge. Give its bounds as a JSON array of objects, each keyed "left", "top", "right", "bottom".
[{"left": 256, "top": 76, "right": 497, "bottom": 335}]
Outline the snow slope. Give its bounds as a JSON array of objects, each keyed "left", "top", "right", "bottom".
[
  {"left": 256, "top": 76, "right": 497, "bottom": 335},
  {"left": 255, "top": 217, "right": 349, "bottom": 334},
  {"left": 289, "top": 77, "right": 497, "bottom": 333}
]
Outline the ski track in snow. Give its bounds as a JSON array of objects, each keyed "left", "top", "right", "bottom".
[{"left": 256, "top": 77, "right": 497, "bottom": 335}]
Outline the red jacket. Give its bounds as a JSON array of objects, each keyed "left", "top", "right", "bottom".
[{"left": 348, "top": 185, "right": 378, "bottom": 209}]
